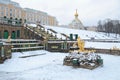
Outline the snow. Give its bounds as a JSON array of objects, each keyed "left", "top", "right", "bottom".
[
  {"left": 43, "top": 25, "right": 120, "bottom": 49},
  {"left": 28, "top": 24, "right": 37, "bottom": 27},
  {"left": 24, "top": 24, "right": 120, "bottom": 49},
  {"left": 85, "top": 41, "right": 120, "bottom": 49},
  {"left": 0, "top": 50, "right": 120, "bottom": 80},
  {"left": 0, "top": 25, "right": 120, "bottom": 79},
  {"left": 26, "top": 24, "right": 120, "bottom": 40},
  {"left": 43, "top": 25, "right": 120, "bottom": 39}
]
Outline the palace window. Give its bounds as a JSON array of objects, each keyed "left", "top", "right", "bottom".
[
  {"left": 6, "top": 12, "right": 8, "bottom": 16},
  {"left": 11, "top": 31, "right": 16, "bottom": 39},
  {"left": 0, "top": 31, "right": 1, "bottom": 38},
  {"left": 1, "top": 6, "right": 4, "bottom": 10},
  {"left": 6, "top": 8, "right": 8, "bottom": 11},
  {"left": 10, "top": 13, "right": 12, "bottom": 17},
  {"left": 1, "top": 12, "right": 4, "bottom": 16},
  {"left": 10, "top": 9, "right": 12, "bottom": 12},
  {"left": 17, "top": 30, "right": 20, "bottom": 38}
]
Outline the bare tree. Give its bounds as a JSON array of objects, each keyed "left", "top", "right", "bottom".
[
  {"left": 97, "top": 20, "right": 103, "bottom": 32},
  {"left": 97, "top": 19, "right": 120, "bottom": 37}
]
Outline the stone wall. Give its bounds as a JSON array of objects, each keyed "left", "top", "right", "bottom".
[{"left": 0, "top": 24, "right": 25, "bottom": 39}]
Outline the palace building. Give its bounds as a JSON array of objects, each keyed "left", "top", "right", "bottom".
[
  {"left": 0, "top": 0, "right": 58, "bottom": 39},
  {"left": 24, "top": 8, "right": 58, "bottom": 26},
  {"left": 69, "top": 10, "right": 84, "bottom": 30},
  {"left": 0, "top": 0, "right": 58, "bottom": 26}
]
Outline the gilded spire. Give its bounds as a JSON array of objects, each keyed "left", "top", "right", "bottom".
[{"left": 75, "top": 9, "right": 78, "bottom": 18}]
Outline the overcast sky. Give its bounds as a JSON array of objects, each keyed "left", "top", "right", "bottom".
[{"left": 12, "top": 0, "right": 120, "bottom": 26}]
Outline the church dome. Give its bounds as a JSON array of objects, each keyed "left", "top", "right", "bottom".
[{"left": 69, "top": 10, "right": 84, "bottom": 30}]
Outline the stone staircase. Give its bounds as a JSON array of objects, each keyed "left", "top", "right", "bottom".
[
  {"left": 11, "top": 39, "right": 44, "bottom": 52},
  {"left": 25, "top": 25, "right": 58, "bottom": 41}
]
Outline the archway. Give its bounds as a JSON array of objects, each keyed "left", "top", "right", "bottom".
[
  {"left": 4, "top": 30, "right": 9, "bottom": 39},
  {"left": 11, "top": 31, "right": 16, "bottom": 39}
]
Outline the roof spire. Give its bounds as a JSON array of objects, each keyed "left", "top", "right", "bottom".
[{"left": 75, "top": 9, "right": 78, "bottom": 18}]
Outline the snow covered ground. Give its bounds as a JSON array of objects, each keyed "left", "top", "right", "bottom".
[
  {"left": 29, "top": 24, "right": 120, "bottom": 39},
  {"left": 85, "top": 41, "right": 120, "bottom": 49},
  {"left": 26, "top": 24, "right": 120, "bottom": 49},
  {"left": 0, "top": 25, "right": 120, "bottom": 80},
  {"left": 43, "top": 25, "right": 120, "bottom": 39},
  {"left": 0, "top": 50, "right": 120, "bottom": 80},
  {"left": 43, "top": 25, "right": 120, "bottom": 49}
]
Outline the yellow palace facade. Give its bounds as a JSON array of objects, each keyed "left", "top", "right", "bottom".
[{"left": 0, "top": 0, "right": 58, "bottom": 26}]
